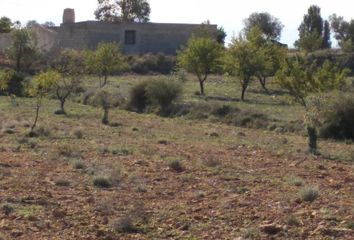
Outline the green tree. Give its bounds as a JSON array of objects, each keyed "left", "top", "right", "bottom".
[
  {"left": 225, "top": 31, "right": 265, "bottom": 101},
  {"left": 26, "top": 20, "right": 39, "bottom": 28},
  {"left": 295, "top": 5, "right": 331, "bottom": 52},
  {"left": 0, "top": 16, "right": 13, "bottom": 33},
  {"left": 275, "top": 57, "right": 349, "bottom": 153},
  {"left": 53, "top": 49, "right": 85, "bottom": 114},
  {"left": 246, "top": 27, "right": 287, "bottom": 92},
  {"left": 6, "top": 28, "right": 39, "bottom": 72},
  {"left": 95, "top": 0, "right": 150, "bottom": 23},
  {"left": 329, "top": 14, "right": 354, "bottom": 52},
  {"left": 177, "top": 37, "right": 224, "bottom": 95},
  {"left": 322, "top": 20, "right": 331, "bottom": 49},
  {"left": 217, "top": 26, "right": 227, "bottom": 45},
  {"left": 28, "top": 70, "right": 61, "bottom": 132},
  {"left": 86, "top": 42, "right": 126, "bottom": 88},
  {"left": 243, "top": 12, "right": 283, "bottom": 41}
]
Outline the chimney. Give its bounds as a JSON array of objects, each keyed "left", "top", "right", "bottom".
[{"left": 63, "top": 8, "right": 75, "bottom": 24}]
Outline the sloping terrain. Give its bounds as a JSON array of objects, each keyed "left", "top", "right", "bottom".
[{"left": 0, "top": 97, "right": 353, "bottom": 239}]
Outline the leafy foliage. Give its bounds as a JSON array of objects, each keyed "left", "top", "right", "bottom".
[
  {"left": 0, "top": 16, "right": 13, "bottom": 33},
  {"left": 178, "top": 37, "right": 224, "bottom": 95},
  {"left": 320, "top": 93, "right": 354, "bottom": 141},
  {"left": 86, "top": 42, "right": 126, "bottom": 88},
  {"left": 28, "top": 70, "right": 61, "bottom": 131},
  {"left": 243, "top": 12, "right": 283, "bottom": 40},
  {"left": 225, "top": 28, "right": 271, "bottom": 100},
  {"left": 95, "top": 0, "right": 151, "bottom": 23},
  {"left": 52, "top": 49, "right": 85, "bottom": 114},
  {"left": 295, "top": 5, "right": 331, "bottom": 52},
  {"left": 0, "top": 69, "right": 25, "bottom": 96},
  {"left": 129, "top": 79, "right": 182, "bottom": 114},
  {"left": 145, "top": 79, "right": 182, "bottom": 113},
  {"left": 6, "top": 28, "right": 40, "bottom": 72},
  {"left": 275, "top": 56, "right": 349, "bottom": 153},
  {"left": 217, "top": 26, "right": 227, "bottom": 45},
  {"left": 329, "top": 14, "right": 354, "bottom": 52}
]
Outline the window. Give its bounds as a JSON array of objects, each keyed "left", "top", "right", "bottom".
[{"left": 125, "top": 30, "right": 136, "bottom": 45}]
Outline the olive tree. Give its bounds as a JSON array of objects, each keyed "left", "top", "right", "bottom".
[
  {"left": 177, "top": 37, "right": 224, "bottom": 95},
  {"left": 86, "top": 42, "right": 126, "bottom": 88},
  {"left": 275, "top": 57, "right": 349, "bottom": 153},
  {"left": 28, "top": 70, "right": 61, "bottom": 132}
]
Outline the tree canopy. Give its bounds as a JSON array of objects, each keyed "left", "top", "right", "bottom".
[
  {"left": 86, "top": 42, "right": 127, "bottom": 88},
  {"left": 177, "top": 37, "right": 224, "bottom": 95},
  {"left": 0, "top": 16, "right": 13, "bottom": 33},
  {"left": 95, "top": 0, "right": 151, "bottom": 23},
  {"left": 6, "top": 28, "right": 39, "bottom": 72},
  {"left": 329, "top": 14, "right": 354, "bottom": 52},
  {"left": 243, "top": 12, "right": 283, "bottom": 41},
  {"left": 295, "top": 5, "right": 331, "bottom": 52}
]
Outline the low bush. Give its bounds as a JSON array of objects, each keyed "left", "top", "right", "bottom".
[
  {"left": 128, "top": 79, "right": 182, "bottom": 114},
  {"left": 300, "top": 186, "right": 319, "bottom": 202},
  {"left": 128, "top": 80, "right": 149, "bottom": 112},
  {"left": 129, "top": 53, "right": 176, "bottom": 74},
  {"left": 168, "top": 159, "right": 184, "bottom": 172},
  {"left": 145, "top": 78, "right": 182, "bottom": 114},
  {"left": 93, "top": 176, "right": 112, "bottom": 188},
  {"left": 0, "top": 69, "right": 26, "bottom": 96},
  {"left": 320, "top": 94, "right": 354, "bottom": 141},
  {"left": 112, "top": 215, "right": 137, "bottom": 233}
]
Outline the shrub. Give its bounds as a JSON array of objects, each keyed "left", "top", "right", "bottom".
[
  {"left": 286, "top": 175, "right": 305, "bottom": 187},
  {"left": 93, "top": 176, "right": 112, "bottom": 188},
  {"left": 129, "top": 53, "right": 176, "bottom": 74},
  {"left": 168, "top": 159, "right": 184, "bottom": 172},
  {"left": 145, "top": 79, "right": 182, "bottom": 113},
  {"left": 0, "top": 69, "right": 25, "bottom": 96},
  {"left": 287, "top": 215, "right": 301, "bottom": 226},
  {"left": 320, "top": 94, "right": 354, "bottom": 141},
  {"left": 112, "top": 215, "right": 137, "bottom": 233},
  {"left": 72, "top": 159, "right": 86, "bottom": 170},
  {"left": 300, "top": 186, "right": 319, "bottom": 202},
  {"left": 129, "top": 79, "right": 182, "bottom": 114},
  {"left": 128, "top": 80, "right": 149, "bottom": 112}
]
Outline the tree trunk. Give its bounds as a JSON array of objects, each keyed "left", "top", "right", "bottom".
[
  {"left": 103, "top": 74, "right": 108, "bottom": 87},
  {"left": 199, "top": 80, "right": 205, "bottom": 95},
  {"left": 241, "top": 79, "right": 249, "bottom": 101},
  {"left": 16, "top": 45, "right": 23, "bottom": 73},
  {"left": 31, "top": 101, "right": 40, "bottom": 131},
  {"left": 259, "top": 76, "right": 268, "bottom": 92},
  {"left": 102, "top": 108, "right": 109, "bottom": 125},
  {"left": 307, "top": 126, "right": 317, "bottom": 154},
  {"left": 60, "top": 99, "right": 66, "bottom": 114}
]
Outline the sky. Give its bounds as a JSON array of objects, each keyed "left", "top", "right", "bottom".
[{"left": 1, "top": 0, "right": 354, "bottom": 47}]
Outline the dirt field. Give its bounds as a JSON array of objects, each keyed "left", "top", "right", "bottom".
[{"left": 0, "top": 95, "right": 353, "bottom": 239}]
